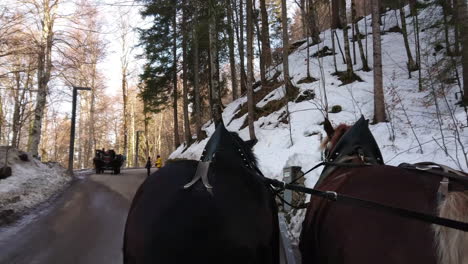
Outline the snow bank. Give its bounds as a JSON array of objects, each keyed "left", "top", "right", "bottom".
[{"left": 0, "top": 147, "right": 72, "bottom": 224}]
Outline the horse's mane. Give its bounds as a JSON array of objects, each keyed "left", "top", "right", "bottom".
[
  {"left": 228, "top": 132, "right": 258, "bottom": 167},
  {"left": 320, "top": 124, "right": 350, "bottom": 151}
]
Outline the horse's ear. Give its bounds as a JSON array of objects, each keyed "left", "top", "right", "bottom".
[
  {"left": 323, "top": 119, "right": 335, "bottom": 138},
  {"left": 245, "top": 139, "right": 258, "bottom": 149}
]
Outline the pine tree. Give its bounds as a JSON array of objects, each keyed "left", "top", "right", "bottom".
[{"left": 138, "top": 0, "right": 178, "bottom": 145}]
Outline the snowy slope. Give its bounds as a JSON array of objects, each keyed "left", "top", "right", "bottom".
[
  {"left": 169, "top": 3, "right": 467, "bottom": 240},
  {"left": 171, "top": 4, "right": 467, "bottom": 187},
  {"left": 170, "top": 3, "right": 468, "bottom": 182}
]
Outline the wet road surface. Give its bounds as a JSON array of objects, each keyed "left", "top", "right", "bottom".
[{"left": 0, "top": 168, "right": 148, "bottom": 264}]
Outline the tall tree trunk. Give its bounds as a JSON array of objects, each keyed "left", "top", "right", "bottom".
[
  {"left": 12, "top": 69, "right": 22, "bottom": 148},
  {"left": 193, "top": 0, "right": 202, "bottom": 139},
  {"left": 306, "top": 22, "right": 311, "bottom": 78},
  {"left": 172, "top": 3, "right": 181, "bottom": 148},
  {"left": 281, "top": 0, "right": 294, "bottom": 146},
  {"left": 281, "top": 0, "right": 291, "bottom": 88},
  {"left": 409, "top": 0, "right": 422, "bottom": 91},
  {"left": 238, "top": 0, "right": 247, "bottom": 95},
  {"left": 331, "top": 0, "right": 342, "bottom": 29},
  {"left": 88, "top": 59, "right": 97, "bottom": 166},
  {"left": 308, "top": 0, "right": 321, "bottom": 44},
  {"left": 29, "top": 9, "right": 53, "bottom": 157},
  {"left": 246, "top": 0, "right": 257, "bottom": 140},
  {"left": 399, "top": 3, "right": 417, "bottom": 77},
  {"left": 352, "top": 0, "right": 370, "bottom": 71},
  {"left": 364, "top": 0, "right": 369, "bottom": 60},
  {"left": 260, "top": 0, "right": 272, "bottom": 70},
  {"left": 331, "top": 30, "right": 338, "bottom": 72},
  {"left": 122, "top": 72, "right": 129, "bottom": 161},
  {"left": 227, "top": 0, "right": 239, "bottom": 100},
  {"left": 301, "top": 0, "right": 307, "bottom": 37},
  {"left": 182, "top": 0, "right": 191, "bottom": 145},
  {"left": 372, "top": 0, "right": 386, "bottom": 123},
  {"left": 253, "top": 0, "right": 266, "bottom": 85},
  {"left": 459, "top": 0, "right": 468, "bottom": 103},
  {"left": 144, "top": 109, "right": 149, "bottom": 158},
  {"left": 209, "top": 0, "right": 222, "bottom": 125},
  {"left": 440, "top": 0, "right": 452, "bottom": 55},
  {"left": 340, "top": 0, "right": 354, "bottom": 78},
  {"left": 129, "top": 101, "right": 135, "bottom": 166},
  {"left": 78, "top": 99, "right": 84, "bottom": 167},
  {"left": 453, "top": 0, "right": 460, "bottom": 55}
]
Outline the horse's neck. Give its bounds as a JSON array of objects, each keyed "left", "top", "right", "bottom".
[{"left": 315, "top": 156, "right": 364, "bottom": 188}]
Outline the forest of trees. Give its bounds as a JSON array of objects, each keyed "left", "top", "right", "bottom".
[{"left": 0, "top": 0, "right": 466, "bottom": 169}]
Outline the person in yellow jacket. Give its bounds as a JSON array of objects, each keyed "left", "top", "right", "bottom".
[{"left": 155, "top": 155, "right": 162, "bottom": 169}]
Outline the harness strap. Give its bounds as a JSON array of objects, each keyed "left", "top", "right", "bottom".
[
  {"left": 399, "top": 163, "right": 468, "bottom": 187},
  {"left": 264, "top": 178, "right": 468, "bottom": 232}
]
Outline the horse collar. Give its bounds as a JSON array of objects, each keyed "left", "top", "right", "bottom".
[{"left": 326, "top": 116, "right": 384, "bottom": 165}]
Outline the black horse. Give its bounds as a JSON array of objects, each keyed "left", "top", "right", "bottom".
[{"left": 123, "top": 123, "right": 279, "bottom": 264}]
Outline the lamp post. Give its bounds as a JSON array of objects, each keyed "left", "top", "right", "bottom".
[
  {"left": 68, "top": 86, "right": 91, "bottom": 173},
  {"left": 135, "top": 130, "right": 143, "bottom": 167}
]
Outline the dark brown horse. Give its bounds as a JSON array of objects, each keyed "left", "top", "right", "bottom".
[
  {"left": 123, "top": 123, "right": 279, "bottom": 264},
  {"left": 299, "top": 117, "right": 468, "bottom": 264}
]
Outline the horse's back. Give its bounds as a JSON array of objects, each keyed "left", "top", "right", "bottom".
[
  {"left": 300, "top": 165, "right": 440, "bottom": 264},
  {"left": 124, "top": 160, "right": 278, "bottom": 264}
]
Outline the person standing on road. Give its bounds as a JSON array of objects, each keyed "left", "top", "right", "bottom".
[
  {"left": 145, "top": 157, "right": 152, "bottom": 176},
  {"left": 155, "top": 155, "right": 162, "bottom": 169}
]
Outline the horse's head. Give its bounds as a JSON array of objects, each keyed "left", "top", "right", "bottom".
[
  {"left": 184, "top": 122, "right": 261, "bottom": 193},
  {"left": 321, "top": 119, "right": 351, "bottom": 158},
  {"left": 201, "top": 122, "right": 258, "bottom": 168},
  {"left": 315, "top": 116, "right": 384, "bottom": 187},
  {"left": 321, "top": 116, "right": 384, "bottom": 164}
]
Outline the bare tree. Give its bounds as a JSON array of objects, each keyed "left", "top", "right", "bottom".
[
  {"left": 398, "top": 0, "right": 417, "bottom": 78},
  {"left": 209, "top": 0, "right": 222, "bottom": 125},
  {"left": 281, "top": 0, "right": 291, "bottom": 88},
  {"left": 182, "top": 0, "right": 191, "bottom": 145},
  {"left": 227, "top": 0, "right": 239, "bottom": 100},
  {"left": 28, "top": 0, "right": 59, "bottom": 157},
  {"left": 246, "top": 0, "right": 256, "bottom": 140},
  {"left": 409, "top": 0, "right": 422, "bottom": 91},
  {"left": 172, "top": 1, "right": 181, "bottom": 147},
  {"left": 352, "top": 0, "right": 370, "bottom": 71},
  {"left": 192, "top": 0, "right": 202, "bottom": 139},
  {"left": 372, "top": 0, "right": 386, "bottom": 123},
  {"left": 117, "top": 8, "right": 134, "bottom": 162},
  {"left": 235, "top": 0, "right": 247, "bottom": 95},
  {"left": 458, "top": 0, "right": 468, "bottom": 103},
  {"left": 339, "top": 0, "right": 355, "bottom": 80},
  {"left": 260, "top": 0, "right": 272, "bottom": 69}
]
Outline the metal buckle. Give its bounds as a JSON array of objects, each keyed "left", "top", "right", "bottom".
[{"left": 325, "top": 191, "right": 338, "bottom": 201}]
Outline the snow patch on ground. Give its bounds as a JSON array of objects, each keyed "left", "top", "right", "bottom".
[{"left": 0, "top": 147, "right": 72, "bottom": 224}]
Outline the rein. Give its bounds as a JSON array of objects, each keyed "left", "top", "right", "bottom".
[{"left": 265, "top": 161, "right": 468, "bottom": 232}]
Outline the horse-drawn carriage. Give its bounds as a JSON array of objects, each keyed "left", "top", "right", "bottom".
[{"left": 93, "top": 149, "right": 124, "bottom": 174}]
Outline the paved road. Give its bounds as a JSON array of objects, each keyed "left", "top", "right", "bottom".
[{"left": 0, "top": 168, "right": 148, "bottom": 264}]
